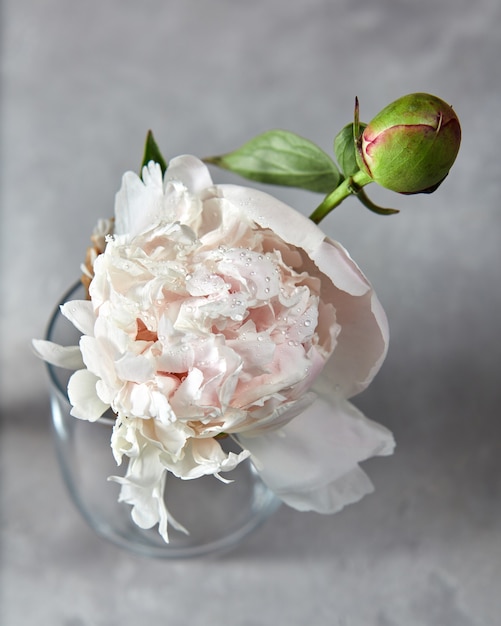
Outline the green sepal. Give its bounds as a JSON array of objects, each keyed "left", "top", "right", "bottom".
[
  {"left": 355, "top": 188, "right": 399, "bottom": 215},
  {"left": 140, "top": 130, "right": 167, "bottom": 177},
  {"left": 204, "top": 130, "right": 341, "bottom": 193},
  {"left": 334, "top": 122, "right": 367, "bottom": 178}
]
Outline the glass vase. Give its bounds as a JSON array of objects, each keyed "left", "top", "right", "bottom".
[{"left": 45, "top": 282, "right": 281, "bottom": 558}]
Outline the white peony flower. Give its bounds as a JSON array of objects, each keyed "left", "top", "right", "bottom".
[{"left": 33, "top": 155, "right": 394, "bottom": 542}]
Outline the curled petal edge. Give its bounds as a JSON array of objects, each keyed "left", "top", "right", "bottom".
[
  {"left": 67, "top": 369, "right": 110, "bottom": 422},
  {"left": 237, "top": 393, "right": 394, "bottom": 514}
]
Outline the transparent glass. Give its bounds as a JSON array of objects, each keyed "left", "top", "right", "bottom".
[{"left": 45, "top": 282, "right": 281, "bottom": 558}]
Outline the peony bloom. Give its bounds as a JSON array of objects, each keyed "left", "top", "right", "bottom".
[{"left": 34, "top": 155, "right": 394, "bottom": 541}]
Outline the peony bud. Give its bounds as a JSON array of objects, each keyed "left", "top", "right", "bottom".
[{"left": 355, "top": 93, "right": 461, "bottom": 194}]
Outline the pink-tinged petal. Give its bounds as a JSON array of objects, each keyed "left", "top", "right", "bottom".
[
  {"left": 32, "top": 339, "right": 84, "bottom": 370},
  {"left": 311, "top": 239, "right": 370, "bottom": 297},
  {"left": 218, "top": 184, "right": 369, "bottom": 296},
  {"left": 217, "top": 183, "right": 389, "bottom": 397},
  {"left": 60, "top": 300, "right": 96, "bottom": 335},
  {"left": 233, "top": 342, "right": 310, "bottom": 409},
  {"left": 234, "top": 392, "right": 316, "bottom": 436},
  {"left": 314, "top": 289, "right": 388, "bottom": 399},
  {"left": 166, "top": 155, "right": 213, "bottom": 195},
  {"left": 67, "top": 369, "right": 110, "bottom": 421},
  {"left": 217, "top": 184, "right": 325, "bottom": 255},
  {"left": 238, "top": 393, "right": 394, "bottom": 513}
]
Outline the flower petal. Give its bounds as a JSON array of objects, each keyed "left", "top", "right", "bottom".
[
  {"left": 218, "top": 185, "right": 370, "bottom": 295},
  {"left": 114, "top": 162, "right": 165, "bottom": 238},
  {"left": 238, "top": 393, "right": 394, "bottom": 513},
  {"left": 60, "top": 299, "right": 96, "bottom": 335},
  {"left": 165, "top": 155, "right": 213, "bottom": 195},
  {"left": 32, "top": 339, "right": 84, "bottom": 370},
  {"left": 280, "top": 465, "right": 376, "bottom": 512},
  {"left": 310, "top": 290, "right": 389, "bottom": 399},
  {"left": 217, "top": 184, "right": 325, "bottom": 256},
  {"left": 67, "top": 369, "right": 110, "bottom": 421},
  {"left": 167, "top": 437, "right": 250, "bottom": 480},
  {"left": 109, "top": 446, "right": 188, "bottom": 542}
]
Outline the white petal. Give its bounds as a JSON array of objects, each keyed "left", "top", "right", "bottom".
[
  {"left": 238, "top": 393, "right": 394, "bottom": 514},
  {"left": 114, "top": 353, "right": 155, "bottom": 383},
  {"left": 109, "top": 445, "right": 188, "bottom": 542},
  {"left": 114, "top": 164, "right": 164, "bottom": 238},
  {"left": 79, "top": 334, "right": 121, "bottom": 390},
  {"left": 60, "top": 299, "right": 96, "bottom": 335},
  {"left": 67, "top": 369, "right": 109, "bottom": 421},
  {"left": 32, "top": 339, "right": 84, "bottom": 370},
  {"left": 169, "top": 368, "right": 204, "bottom": 415},
  {"left": 165, "top": 155, "right": 213, "bottom": 194},
  {"left": 280, "top": 465, "right": 376, "bottom": 512},
  {"left": 166, "top": 437, "right": 250, "bottom": 480}
]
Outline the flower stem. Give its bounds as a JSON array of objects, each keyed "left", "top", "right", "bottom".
[{"left": 309, "top": 170, "right": 372, "bottom": 224}]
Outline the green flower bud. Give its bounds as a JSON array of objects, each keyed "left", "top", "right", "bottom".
[{"left": 355, "top": 93, "right": 461, "bottom": 194}]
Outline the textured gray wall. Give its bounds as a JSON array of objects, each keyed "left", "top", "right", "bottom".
[{"left": 2, "top": 1, "right": 501, "bottom": 625}]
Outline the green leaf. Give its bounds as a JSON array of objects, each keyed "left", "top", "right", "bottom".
[
  {"left": 140, "top": 130, "right": 167, "bottom": 177},
  {"left": 334, "top": 122, "right": 367, "bottom": 177},
  {"left": 204, "top": 130, "right": 341, "bottom": 193}
]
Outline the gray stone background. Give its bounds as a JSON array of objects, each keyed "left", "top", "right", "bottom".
[{"left": 1, "top": 1, "right": 501, "bottom": 624}]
